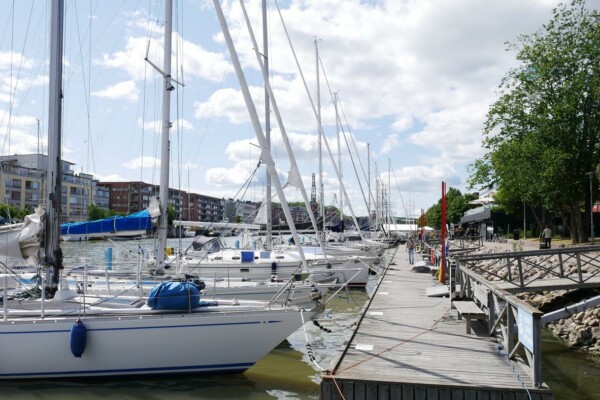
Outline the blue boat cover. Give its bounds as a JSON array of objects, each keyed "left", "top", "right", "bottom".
[
  {"left": 147, "top": 281, "right": 200, "bottom": 310},
  {"left": 60, "top": 209, "right": 152, "bottom": 236}
]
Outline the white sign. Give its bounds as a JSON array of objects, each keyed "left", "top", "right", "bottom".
[{"left": 517, "top": 307, "right": 534, "bottom": 352}]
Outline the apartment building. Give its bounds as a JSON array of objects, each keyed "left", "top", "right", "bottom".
[
  {"left": 0, "top": 154, "right": 109, "bottom": 223},
  {"left": 98, "top": 182, "right": 225, "bottom": 222}
]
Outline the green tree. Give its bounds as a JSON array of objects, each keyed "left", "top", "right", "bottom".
[
  {"left": 469, "top": 0, "right": 600, "bottom": 243},
  {"left": 88, "top": 204, "right": 106, "bottom": 221},
  {"left": 166, "top": 205, "right": 177, "bottom": 226},
  {"left": 424, "top": 188, "right": 476, "bottom": 229},
  {"left": 0, "top": 204, "right": 32, "bottom": 221},
  {"left": 425, "top": 203, "right": 441, "bottom": 229}
]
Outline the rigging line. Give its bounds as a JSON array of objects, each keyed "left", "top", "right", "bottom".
[
  {"left": 181, "top": 7, "right": 244, "bottom": 166},
  {"left": 67, "top": 0, "right": 143, "bottom": 165},
  {"left": 175, "top": 0, "right": 186, "bottom": 252},
  {"left": 87, "top": 0, "right": 96, "bottom": 175},
  {"left": 1, "top": 0, "right": 36, "bottom": 156},
  {"left": 73, "top": 1, "right": 94, "bottom": 178},
  {"left": 320, "top": 61, "right": 376, "bottom": 231},
  {"left": 329, "top": 94, "right": 372, "bottom": 227},
  {"left": 149, "top": 0, "right": 164, "bottom": 187},
  {"left": 273, "top": 0, "right": 365, "bottom": 242},
  {"left": 139, "top": 0, "right": 153, "bottom": 187},
  {"left": 3, "top": 1, "right": 16, "bottom": 156},
  {"left": 3, "top": 5, "right": 47, "bottom": 130},
  {"left": 338, "top": 98, "right": 371, "bottom": 199},
  {"left": 388, "top": 159, "right": 410, "bottom": 223},
  {"left": 0, "top": 1, "right": 14, "bottom": 49}
]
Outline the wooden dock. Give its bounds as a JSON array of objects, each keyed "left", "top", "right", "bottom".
[{"left": 321, "top": 247, "right": 553, "bottom": 400}]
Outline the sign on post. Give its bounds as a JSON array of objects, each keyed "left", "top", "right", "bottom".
[{"left": 517, "top": 307, "right": 534, "bottom": 352}]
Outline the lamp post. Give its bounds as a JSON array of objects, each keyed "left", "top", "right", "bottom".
[{"left": 588, "top": 171, "right": 594, "bottom": 244}]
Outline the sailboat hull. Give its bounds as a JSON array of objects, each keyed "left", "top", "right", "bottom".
[{"left": 0, "top": 306, "right": 312, "bottom": 379}]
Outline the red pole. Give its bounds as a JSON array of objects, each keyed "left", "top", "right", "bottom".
[
  {"left": 420, "top": 208, "right": 425, "bottom": 243},
  {"left": 440, "top": 182, "right": 446, "bottom": 283}
]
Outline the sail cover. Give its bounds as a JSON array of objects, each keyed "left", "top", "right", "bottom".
[{"left": 60, "top": 209, "right": 153, "bottom": 236}]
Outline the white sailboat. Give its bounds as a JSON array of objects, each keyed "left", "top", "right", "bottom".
[{"left": 0, "top": 0, "right": 318, "bottom": 379}]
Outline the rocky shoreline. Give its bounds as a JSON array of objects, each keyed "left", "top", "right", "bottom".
[{"left": 461, "top": 240, "right": 600, "bottom": 360}]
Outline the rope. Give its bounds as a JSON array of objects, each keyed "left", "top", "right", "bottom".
[
  {"left": 328, "top": 306, "right": 450, "bottom": 374},
  {"left": 496, "top": 344, "right": 533, "bottom": 399},
  {"left": 325, "top": 306, "right": 451, "bottom": 398},
  {"left": 300, "top": 309, "right": 325, "bottom": 371}
]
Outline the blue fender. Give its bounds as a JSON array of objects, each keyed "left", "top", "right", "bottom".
[{"left": 70, "top": 319, "right": 87, "bottom": 358}]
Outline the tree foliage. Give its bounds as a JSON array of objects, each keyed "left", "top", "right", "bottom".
[
  {"left": 424, "top": 187, "right": 477, "bottom": 229},
  {"left": 468, "top": 0, "right": 600, "bottom": 242},
  {"left": 87, "top": 205, "right": 121, "bottom": 221},
  {"left": 0, "top": 204, "right": 32, "bottom": 222},
  {"left": 167, "top": 205, "right": 177, "bottom": 226}
]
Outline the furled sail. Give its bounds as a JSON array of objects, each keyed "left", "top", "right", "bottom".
[{"left": 0, "top": 206, "right": 44, "bottom": 264}]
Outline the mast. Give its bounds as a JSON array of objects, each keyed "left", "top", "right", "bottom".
[
  {"left": 263, "top": 0, "right": 272, "bottom": 251},
  {"left": 237, "top": 0, "right": 329, "bottom": 258},
  {"left": 213, "top": 0, "right": 309, "bottom": 269},
  {"left": 367, "top": 143, "right": 370, "bottom": 229},
  {"left": 45, "top": 0, "right": 65, "bottom": 289},
  {"left": 315, "top": 39, "right": 324, "bottom": 231},
  {"left": 335, "top": 92, "right": 343, "bottom": 237},
  {"left": 156, "top": 0, "right": 173, "bottom": 270}
]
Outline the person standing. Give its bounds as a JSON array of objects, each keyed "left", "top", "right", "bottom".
[
  {"left": 542, "top": 225, "right": 552, "bottom": 249},
  {"left": 406, "top": 236, "right": 416, "bottom": 265}
]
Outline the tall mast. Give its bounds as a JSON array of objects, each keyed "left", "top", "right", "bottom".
[
  {"left": 367, "top": 143, "right": 371, "bottom": 229},
  {"left": 213, "top": 0, "right": 309, "bottom": 269},
  {"left": 238, "top": 0, "right": 329, "bottom": 257},
  {"left": 156, "top": 0, "right": 173, "bottom": 270},
  {"left": 45, "top": 0, "right": 65, "bottom": 288},
  {"left": 263, "top": 0, "right": 272, "bottom": 250},
  {"left": 335, "top": 92, "right": 343, "bottom": 236},
  {"left": 315, "top": 39, "right": 324, "bottom": 230},
  {"left": 388, "top": 158, "right": 391, "bottom": 224}
]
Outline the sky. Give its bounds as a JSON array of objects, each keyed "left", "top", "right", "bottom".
[{"left": 0, "top": 0, "right": 576, "bottom": 218}]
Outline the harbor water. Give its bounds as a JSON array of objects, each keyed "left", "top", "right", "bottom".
[{"left": 0, "top": 239, "right": 599, "bottom": 399}]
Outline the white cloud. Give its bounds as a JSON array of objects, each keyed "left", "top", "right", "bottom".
[
  {"left": 122, "top": 156, "right": 161, "bottom": 170},
  {"left": 380, "top": 134, "right": 400, "bottom": 155},
  {"left": 96, "top": 36, "right": 149, "bottom": 81},
  {"left": 0, "top": 51, "right": 34, "bottom": 71},
  {"left": 137, "top": 117, "right": 194, "bottom": 134},
  {"left": 205, "top": 160, "right": 259, "bottom": 188},
  {"left": 194, "top": 86, "right": 263, "bottom": 125},
  {"left": 391, "top": 116, "right": 413, "bottom": 133},
  {"left": 92, "top": 80, "right": 139, "bottom": 103},
  {"left": 95, "top": 24, "right": 230, "bottom": 83},
  {"left": 96, "top": 173, "right": 127, "bottom": 182},
  {"left": 408, "top": 103, "right": 489, "bottom": 163}
]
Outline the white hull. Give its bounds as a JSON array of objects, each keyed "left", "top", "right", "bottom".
[
  {"left": 181, "top": 259, "right": 370, "bottom": 287},
  {"left": 176, "top": 245, "right": 372, "bottom": 287},
  {"left": 61, "top": 229, "right": 147, "bottom": 242},
  {"left": 68, "top": 275, "right": 323, "bottom": 305},
  {"left": 0, "top": 301, "right": 314, "bottom": 379}
]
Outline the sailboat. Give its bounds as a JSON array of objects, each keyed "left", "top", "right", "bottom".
[{"left": 0, "top": 0, "right": 319, "bottom": 379}]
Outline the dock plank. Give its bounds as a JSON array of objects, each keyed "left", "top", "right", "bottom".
[{"left": 322, "top": 248, "right": 553, "bottom": 399}]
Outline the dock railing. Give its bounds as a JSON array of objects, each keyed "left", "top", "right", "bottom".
[
  {"left": 454, "top": 255, "right": 544, "bottom": 388},
  {"left": 457, "top": 245, "right": 600, "bottom": 292}
]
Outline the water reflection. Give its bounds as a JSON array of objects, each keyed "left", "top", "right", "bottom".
[{"left": 542, "top": 331, "right": 600, "bottom": 400}]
